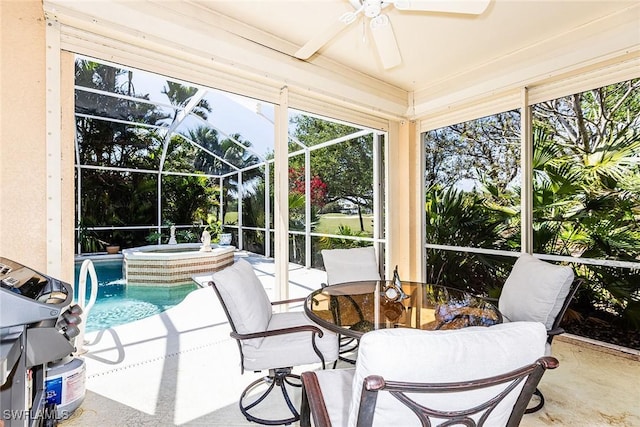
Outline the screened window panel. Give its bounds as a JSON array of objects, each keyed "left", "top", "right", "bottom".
[
  {"left": 311, "top": 236, "right": 378, "bottom": 271},
  {"left": 163, "top": 130, "right": 235, "bottom": 175},
  {"left": 531, "top": 78, "right": 640, "bottom": 262},
  {"left": 75, "top": 117, "right": 163, "bottom": 170},
  {"left": 242, "top": 229, "right": 265, "bottom": 256},
  {"left": 289, "top": 110, "right": 364, "bottom": 148},
  {"left": 289, "top": 232, "right": 306, "bottom": 265},
  {"left": 78, "top": 169, "right": 158, "bottom": 228},
  {"left": 203, "top": 91, "right": 275, "bottom": 157},
  {"left": 75, "top": 59, "right": 178, "bottom": 103},
  {"left": 425, "top": 248, "right": 516, "bottom": 296},
  {"left": 160, "top": 175, "right": 219, "bottom": 227},
  {"left": 241, "top": 170, "right": 266, "bottom": 228},
  {"left": 562, "top": 262, "right": 639, "bottom": 330},
  {"left": 423, "top": 110, "right": 522, "bottom": 251},
  {"left": 310, "top": 236, "right": 324, "bottom": 270},
  {"left": 222, "top": 176, "right": 238, "bottom": 226},
  {"left": 75, "top": 90, "right": 174, "bottom": 124},
  {"left": 310, "top": 138, "right": 375, "bottom": 238},
  {"left": 288, "top": 152, "right": 306, "bottom": 232}
]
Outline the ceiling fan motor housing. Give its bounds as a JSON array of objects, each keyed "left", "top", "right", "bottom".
[{"left": 364, "top": 0, "right": 383, "bottom": 17}]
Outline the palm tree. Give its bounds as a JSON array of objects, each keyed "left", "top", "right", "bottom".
[
  {"left": 531, "top": 80, "right": 640, "bottom": 326},
  {"left": 424, "top": 186, "right": 514, "bottom": 293},
  {"left": 423, "top": 79, "right": 640, "bottom": 328},
  {"left": 161, "top": 81, "right": 211, "bottom": 120},
  {"left": 75, "top": 60, "right": 166, "bottom": 250}
]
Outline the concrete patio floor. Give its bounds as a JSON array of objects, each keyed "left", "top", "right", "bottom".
[{"left": 60, "top": 252, "right": 640, "bottom": 426}]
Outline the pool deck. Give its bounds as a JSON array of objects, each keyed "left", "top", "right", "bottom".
[{"left": 60, "top": 251, "right": 640, "bottom": 426}]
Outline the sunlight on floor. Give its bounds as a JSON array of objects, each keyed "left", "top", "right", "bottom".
[{"left": 60, "top": 253, "right": 640, "bottom": 426}]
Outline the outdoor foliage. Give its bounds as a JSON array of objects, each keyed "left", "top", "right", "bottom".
[
  {"left": 289, "top": 115, "right": 375, "bottom": 233},
  {"left": 424, "top": 78, "right": 640, "bottom": 334},
  {"left": 75, "top": 60, "right": 225, "bottom": 251},
  {"left": 424, "top": 187, "right": 515, "bottom": 294},
  {"left": 76, "top": 65, "right": 378, "bottom": 257},
  {"left": 318, "top": 225, "right": 371, "bottom": 250},
  {"left": 289, "top": 167, "right": 328, "bottom": 208}
]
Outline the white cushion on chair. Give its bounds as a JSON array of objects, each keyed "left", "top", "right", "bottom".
[
  {"left": 313, "top": 368, "right": 356, "bottom": 427},
  {"left": 322, "top": 246, "right": 381, "bottom": 286},
  {"left": 499, "top": 253, "right": 574, "bottom": 330},
  {"left": 242, "top": 311, "right": 339, "bottom": 371},
  {"left": 211, "top": 258, "right": 272, "bottom": 347},
  {"left": 347, "top": 322, "right": 547, "bottom": 427}
]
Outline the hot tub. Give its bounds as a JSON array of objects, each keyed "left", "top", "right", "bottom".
[{"left": 122, "top": 243, "right": 235, "bottom": 287}]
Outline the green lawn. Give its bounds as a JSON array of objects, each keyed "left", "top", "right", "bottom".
[
  {"left": 315, "top": 213, "right": 374, "bottom": 235},
  {"left": 223, "top": 212, "right": 374, "bottom": 236},
  {"left": 223, "top": 212, "right": 238, "bottom": 224}
]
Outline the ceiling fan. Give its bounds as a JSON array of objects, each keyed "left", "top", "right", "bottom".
[{"left": 294, "top": 0, "right": 491, "bottom": 70}]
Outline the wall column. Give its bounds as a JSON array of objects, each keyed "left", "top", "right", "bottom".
[
  {"left": 387, "top": 119, "right": 422, "bottom": 281},
  {"left": 0, "top": 2, "right": 48, "bottom": 270},
  {"left": 0, "top": 3, "right": 75, "bottom": 282},
  {"left": 274, "top": 86, "right": 290, "bottom": 302}
]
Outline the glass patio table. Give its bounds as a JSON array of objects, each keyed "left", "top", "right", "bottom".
[{"left": 304, "top": 280, "right": 502, "bottom": 339}]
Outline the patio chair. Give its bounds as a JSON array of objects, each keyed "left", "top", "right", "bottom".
[
  {"left": 300, "top": 321, "right": 556, "bottom": 427},
  {"left": 322, "top": 246, "right": 382, "bottom": 287},
  {"left": 209, "top": 258, "right": 339, "bottom": 425},
  {"left": 497, "top": 253, "right": 581, "bottom": 413},
  {"left": 321, "top": 246, "right": 382, "bottom": 363}
]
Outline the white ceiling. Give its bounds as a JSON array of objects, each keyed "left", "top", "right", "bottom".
[
  {"left": 44, "top": 0, "right": 640, "bottom": 120},
  {"left": 196, "top": 0, "right": 639, "bottom": 92}
]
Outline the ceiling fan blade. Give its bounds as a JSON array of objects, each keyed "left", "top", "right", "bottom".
[
  {"left": 369, "top": 14, "right": 401, "bottom": 70},
  {"left": 393, "top": 0, "right": 491, "bottom": 15},
  {"left": 294, "top": 10, "right": 361, "bottom": 60}
]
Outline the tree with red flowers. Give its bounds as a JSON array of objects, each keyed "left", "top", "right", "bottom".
[
  {"left": 288, "top": 116, "right": 375, "bottom": 233},
  {"left": 289, "top": 167, "right": 328, "bottom": 208}
]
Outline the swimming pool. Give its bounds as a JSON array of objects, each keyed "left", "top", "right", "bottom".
[{"left": 74, "top": 259, "right": 197, "bottom": 332}]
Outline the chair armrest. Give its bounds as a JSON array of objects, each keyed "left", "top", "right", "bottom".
[
  {"left": 231, "top": 324, "right": 325, "bottom": 341},
  {"left": 271, "top": 297, "right": 306, "bottom": 306},
  {"left": 547, "top": 327, "right": 565, "bottom": 337},
  {"left": 300, "top": 371, "right": 332, "bottom": 427},
  {"left": 539, "top": 356, "right": 559, "bottom": 370},
  {"left": 546, "top": 327, "right": 565, "bottom": 344}
]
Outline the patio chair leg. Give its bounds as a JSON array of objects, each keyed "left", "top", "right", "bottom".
[
  {"left": 337, "top": 335, "right": 358, "bottom": 365},
  {"left": 525, "top": 387, "right": 545, "bottom": 414},
  {"left": 239, "top": 367, "right": 302, "bottom": 425},
  {"left": 338, "top": 355, "right": 357, "bottom": 365}
]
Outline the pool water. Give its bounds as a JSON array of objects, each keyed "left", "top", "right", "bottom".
[{"left": 74, "top": 260, "right": 197, "bottom": 332}]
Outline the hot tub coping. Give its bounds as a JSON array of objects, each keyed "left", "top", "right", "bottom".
[
  {"left": 122, "top": 243, "right": 235, "bottom": 261},
  {"left": 122, "top": 243, "right": 236, "bottom": 286}
]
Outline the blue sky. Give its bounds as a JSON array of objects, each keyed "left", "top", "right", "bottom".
[{"left": 126, "top": 65, "right": 276, "bottom": 158}]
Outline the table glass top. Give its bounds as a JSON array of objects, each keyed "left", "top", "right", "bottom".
[{"left": 305, "top": 280, "right": 501, "bottom": 337}]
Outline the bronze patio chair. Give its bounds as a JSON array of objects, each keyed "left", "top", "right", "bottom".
[
  {"left": 300, "top": 321, "right": 556, "bottom": 427},
  {"left": 209, "top": 258, "right": 339, "bottom": 425}
]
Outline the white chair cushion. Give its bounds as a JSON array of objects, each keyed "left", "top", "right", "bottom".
[
  {"left": 322, "top": 246, "right": 381, "bottom": 286},
  {"left": 347, "top": 322, "right": 547, "bottom": 427},
  {"left": 242, "top": 311, "right": 339, "bottom": 371},
  {"left": 499, "top": 253, "right": 574, "bottom": 330},
  {"left": 211, "top": 258, "right": 272, "bottom": 347},
  {"left": 500, "top": 320, "right": 554, "bottom": 356},
  {"left": 312, "top": 368, "right": 356, "bottom": 427}
]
